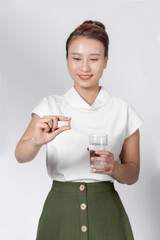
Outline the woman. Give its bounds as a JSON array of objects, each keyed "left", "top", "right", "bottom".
[{"left": 15, "top": 20, "right": 143, "bottom": 240}]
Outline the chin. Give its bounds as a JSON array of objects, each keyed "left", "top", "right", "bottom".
[{"left": 75, "top": 83, "right": 99, "bottom": 90}]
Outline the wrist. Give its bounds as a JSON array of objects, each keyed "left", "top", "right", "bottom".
[
  {"left": 110, "top": 160, "right": 121, "bottom": 180},
  {"left": 31, "top": 137, "right": 43, "bottom": 148}
]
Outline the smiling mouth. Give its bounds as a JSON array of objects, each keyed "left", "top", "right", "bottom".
[{"left": 78, "top": 75, "right": 93, "bottom": 80}]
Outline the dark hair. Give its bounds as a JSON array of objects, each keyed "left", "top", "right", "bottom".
[{"left": 66, "top": 20, "right": 109, "bottom": 58}]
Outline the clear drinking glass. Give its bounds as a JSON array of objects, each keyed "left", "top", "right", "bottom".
[{"left": 88, "top": 133, "right": 108, "bottom": 172}]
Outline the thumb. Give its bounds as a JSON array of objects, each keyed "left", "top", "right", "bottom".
[{"left": 54, "top": 126, "right": 71, "bottom": 136}]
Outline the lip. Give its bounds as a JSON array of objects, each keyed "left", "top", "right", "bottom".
[{"left": 78, "top": 74, "right": 93, "bottom": 80}]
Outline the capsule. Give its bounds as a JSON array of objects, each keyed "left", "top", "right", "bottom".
[{"left": 58, "top": 120, "right": 71, "bottom": 128}]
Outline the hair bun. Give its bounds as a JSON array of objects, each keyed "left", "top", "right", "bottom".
[
  {"left": 82, "top": 20, "right": 105, "bottom": 30},
  {"left": 66, "top": 20, "right": 109, "bottom": 58}
]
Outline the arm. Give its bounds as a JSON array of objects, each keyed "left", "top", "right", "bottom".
[
  {"left": 15, "top": 114, "right": 42, "bottom": 163},
  {"left": 111, "top": 129, "right": 140, "bottom": 185},
  {"left": 90, "top": 129, "right": 140, "bottom": 185},
  {"left": 15, "top": 113, "right": 72, "bottom": 163}
]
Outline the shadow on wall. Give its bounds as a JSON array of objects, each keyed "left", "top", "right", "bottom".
[{"left": 139, "top": 119, "right": 160, "bottom": 239}]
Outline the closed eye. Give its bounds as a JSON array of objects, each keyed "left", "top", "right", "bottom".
[{"left": 73, "top": 58, "right": 98, "bottom": 61}]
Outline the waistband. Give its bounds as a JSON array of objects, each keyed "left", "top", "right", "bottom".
[{"left": 51, "top": 180, "right": 114, "bottom": 193}]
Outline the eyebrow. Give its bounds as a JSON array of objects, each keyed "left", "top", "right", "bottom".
[{"left": 71, "top": 53, "right": 101, "bottom": 56}]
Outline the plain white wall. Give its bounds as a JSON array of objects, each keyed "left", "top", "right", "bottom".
[{"left": 0, "top": 0, "right": 160, "bottom": 239}]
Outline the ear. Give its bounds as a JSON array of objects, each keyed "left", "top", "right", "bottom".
[{"left": 104, "top": 56, "right": 109, "bottom": 69}]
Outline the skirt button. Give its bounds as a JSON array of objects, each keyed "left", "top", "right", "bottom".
[
  {"left": 79, "top": 184, "right": 85, "bottom": 191},
  {"left": 81, "top": 225, "right": 87, "bottom": 232},
  {"left": 80, "top": 203, "right": 87, "bottom": 210}
]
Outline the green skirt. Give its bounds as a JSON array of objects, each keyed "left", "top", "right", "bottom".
[{"left": 36, "top": 180, "right": 134, "bottom": 240}]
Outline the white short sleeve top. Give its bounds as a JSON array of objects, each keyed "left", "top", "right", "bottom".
[{"left": 31, "top": 85, "right": 144, "bottom": 182}]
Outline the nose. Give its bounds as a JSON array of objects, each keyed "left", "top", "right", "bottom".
[{"left": 81, "top": 60, "right": 91, "bottom": 72}]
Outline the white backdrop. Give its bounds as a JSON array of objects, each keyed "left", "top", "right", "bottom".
[{"left": 0, "top": 0, "right": 160, "bottom": 239}]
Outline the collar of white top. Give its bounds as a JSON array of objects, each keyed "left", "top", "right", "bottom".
[{"left": 64, "top": 85, "right": 112, "bottom": 111}]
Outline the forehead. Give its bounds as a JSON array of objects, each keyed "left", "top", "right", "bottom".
[{"left": 68, "top": 37, "right": 104, "bottom": 55}]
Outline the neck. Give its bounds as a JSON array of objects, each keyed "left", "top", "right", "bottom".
[{"left": 74, "top": 85, "right": 101, "bottom": 106}]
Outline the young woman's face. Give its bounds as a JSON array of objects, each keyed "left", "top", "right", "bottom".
[{"left": 67, "top": 37, "right": 108, "bottom": 89}]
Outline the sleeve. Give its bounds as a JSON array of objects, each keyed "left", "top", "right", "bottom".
[
  {"left": 125, "top": 104, "right": 144, "bottom": 139},
  {"left": 31, "top": 97, "right": 50, "bottom": 118}
]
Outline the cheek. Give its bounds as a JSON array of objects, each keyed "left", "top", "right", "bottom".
[
  {"left": 93, "top": 64, "right": 104, "bottom": 74},
  {"left": 68, "top": 61, "right": 79, "bottom": 71}
]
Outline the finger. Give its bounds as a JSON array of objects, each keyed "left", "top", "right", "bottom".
[
  {"left": 39, "top": 118, "right": 53, "bottom": 130},
  {"left": 90, "top": 169, "right": 106, "bottom": 174},
  {"left": 87, "top": 147, "right": 92, "bottom": 151},
  {"left": 90, "top": 164, "right": 113, "bottom": 173},
  {"left": 47, "top": 118, "right": 53, "bottom": 129},
  {"left": 53, "top": 125, "right": 71, "bottom": 136},
  {"left": 41, "top": 117, "right": 70, "bottom": 130},
  {"left": 95, "top": 151, "right": 112, "bottom": 156},
  {"left": 98, "top": 163, "right": 114, "bottom": 172},
  {"left": 52, "top": 117, "right": 59, "bottom": 130},
  {"left": 41, "top": 115, "right": 51, "bottom": 119},
  {"left": 51, "top": 116, "right": 71, "bottom": 128},
  {"left": 42, "top": 115, "right": 72, "bottom": 120},
  {"left": 90, "top": 164, "right": 106, "bottom": 170},
  {"left": 58, "top": 116, "right": 72, "bottom": 121},
  {"left": 106, "top": 157, "right": 114, "bottom": 164},
  {"left": 91, "top": 169, "right": 113, "bottom": 175},
  {"left": 91, "top": 157, "right": 106, "bottom": 161},
  {"left": 38, "top": 122, "right": 50, "bottom": 132}
]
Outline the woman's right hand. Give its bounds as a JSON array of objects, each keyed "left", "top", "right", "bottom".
[{"left": 32, "top": 115, "right": 72, "bottom": 147}]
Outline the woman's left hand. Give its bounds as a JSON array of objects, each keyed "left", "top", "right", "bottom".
[{"left": 87, "top": 148, "right": 116, "bottom": 176}]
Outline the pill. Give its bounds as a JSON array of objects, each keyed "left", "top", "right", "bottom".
[{"left": 58, "top": 120, "right": 71, "bottom": 128}]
